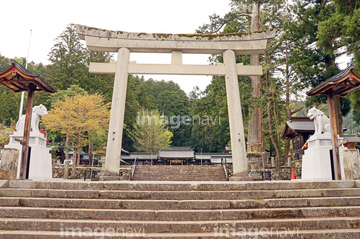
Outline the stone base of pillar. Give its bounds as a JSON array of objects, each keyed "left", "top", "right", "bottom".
[
  {"left": 98, "top": 170, "right": 122, "bottom": 181},
  {"left": 230, "top": 172, "right": 253, "bottom": 181},
  {"left": 99, "top": 175, "right": 122, "bottom": 181},
  {"left": 249, "top": 171, "right": 263, "bottom": 180}
]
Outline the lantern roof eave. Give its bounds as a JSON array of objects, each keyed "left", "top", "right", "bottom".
[
  {"left": 307, "top": 66, "right": 360, "bottom": 97},
  {"left": 0, "top": 60, "right": 56, "bottom": 93}
]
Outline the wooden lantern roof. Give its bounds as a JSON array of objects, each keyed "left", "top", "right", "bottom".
[
  {"left": 0, "top": 59, "right": 56, "bottom": 93},
  {"left": 307, "top": 66, "right": 360, "bottom": 97}
]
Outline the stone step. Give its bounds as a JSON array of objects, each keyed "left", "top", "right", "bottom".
[
  {"left": 134, "top": 170, "right": 224, "bottom": 173},
  {"left": 132, "top": 177, "right": 227, "bottom": 181},
  {"left": 1, "top": 229, "right": 360, "bottom": 239},
  {"left": 1, "top": 188, "right": 360, "bottom": 200},
  {"left": 132, "top": 165, "right": 227, "bottom": 181},
  {"left": 1, "top": 206, "right": 360, "bottom": 221},
  {"left": 0, "top": 180, "right": 359, "bottom": 238},
  {"left": 134, "top": 168, "right": 224, "bottom": 171},
  {"left": 135, "top": 166, "right": 223, "bottom": 168},
  {"left": 132, "top": 174, "right": 224, "bottom": 177},
  {"left": 1, "top": 196, "right": 360, "bottom": 210},
  {"left": 0, "top": 217, "right": 359, "bottom": 233},
  {"left": 7, "top": 180, "right": 357, "bottom": 191}
]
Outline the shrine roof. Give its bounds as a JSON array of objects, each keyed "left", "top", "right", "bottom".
[
  {"left": 0, "top": 60, "right": 56, "bottom": 93},
  {"left": 159, "top": 147, "right": 194, "bottom": 159},
  {"left": 281, "top": 117, "right": 315, "bottom": 139},
  {"left": 339, "top": 134, "right": 360, "bottom": 143},
  {"left": 307, "top": 66, "right": 360, "bottom": 96},
  {"left": 122, "top": 152, "right": 158, "bottom": 161}
]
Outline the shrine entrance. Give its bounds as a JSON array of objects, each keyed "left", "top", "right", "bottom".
[{"left": 75, "top": 24, "right": 275, "bottom": 178}]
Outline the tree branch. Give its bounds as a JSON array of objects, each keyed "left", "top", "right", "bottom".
[
  {"left": 291, "top": 106, "right": 304, "bottom": 115},
  {"left": 238, "top": 13, "right": 252, "bottom": 18}
]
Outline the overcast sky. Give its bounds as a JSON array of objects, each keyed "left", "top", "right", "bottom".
[{"left": 1, "top": 0, "right": 231, "bottom": 94}]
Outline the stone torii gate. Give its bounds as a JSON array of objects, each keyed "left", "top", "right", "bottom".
[{"left": 75, "top": 24, "right": 275, "bottom": 178}]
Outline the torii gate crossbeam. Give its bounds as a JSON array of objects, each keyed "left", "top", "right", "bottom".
[{"left": 75, "top": 24, "right": 275, "bottom": 179}]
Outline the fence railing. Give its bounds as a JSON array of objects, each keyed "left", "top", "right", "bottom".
[
  {"left": 221, "top": 158, "right": 229, "bottom": 181},
  {"left": 130, "top": 158, "right": 138, "bottom": 181}
]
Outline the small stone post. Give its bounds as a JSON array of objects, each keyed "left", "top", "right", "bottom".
[{"left": 64, "top": 161, "right": 70, "bottom": 179}]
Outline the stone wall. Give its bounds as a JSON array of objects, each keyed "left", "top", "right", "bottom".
[
  {"left": 0, "top": 148, "right": 19, "bottom": 180},
  {"left": 53, "top": 165, "right": 301, "bottom": 181},
  {"left": 119, "top": 167, "right": 131, "bottom": 180},
  {"left": 53, "top": 166, "right": 100, "bottom": 180},
  {"left": 228, "top": 166, "right": 301, "bottom": 181},
  {"left": 266, "top": 167, "right": 301, "bottom": 180},
  {"left": 53, "top": 166, "right": 131, "bottom": 180}
]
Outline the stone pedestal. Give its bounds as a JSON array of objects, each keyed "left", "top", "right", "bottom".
[
  {"left": 301, "top": 133, "right": 347, "bottom": 181},
  {"left": 301, "top": 134, "right": 333, "bottom": 180},
  {"left": 5, "top": 131, "right": 52, "bottom": 180}
]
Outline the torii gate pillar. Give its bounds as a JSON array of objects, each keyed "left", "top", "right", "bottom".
[
  {"left": 105, "top": 48, "right": 130, "bottom": 174},
  {"left": 224, "top": 50, "right": 247, "bottom": 176}
]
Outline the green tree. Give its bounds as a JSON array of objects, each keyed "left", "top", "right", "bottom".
[
  {"left": 86, "top": 51, "right": 114, "bottom": 103},
  {"left": 47, "top": 84, "right": 88, "bottom": 105},
  {"left": 128, "top": 108, "right": 172, "bottom": 152},
  {"left": 13, "top": 57, "right": 24, "bottom": 66},
  {"left": 122, "top": 77, "right": 191, "bottom": 150},
  {"left": 47, "top": 24, "right": 88, "bottom": 90},
  {"left": 0, "top": 55, "right": 20, "bottom": 125},
  {"left": 195, "top": 0, "right": 287, "bottom": 160},
  {"left": 0, "top": 90, "right": 20, "bottom": 125},
  {"left": 0, "top": 54, "right": 10, "bottom": 72},
  {"left": 188, "top": 76, "right": 234, "bottom": 153},
  {"left": 315, "top": 0, "right": 360, "bottom": 125}
]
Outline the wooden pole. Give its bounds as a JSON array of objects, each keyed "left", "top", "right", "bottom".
[
  {"left": 19, "top": 87, "right": 34, "bottom": 180},
  {"left": 327, "top": 91, "right": 341, "bottom": 180},
  {"left": 334, "top": 96, "right": 343, "bottom": 135},
  {"left": 248, "top": 2, "right": 262, "bottom": 159}
]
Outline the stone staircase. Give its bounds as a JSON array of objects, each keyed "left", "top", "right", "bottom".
[
  {"left": 0, "top": 180, "right": 360, "bottom": 238},
  {"left": 132, "top": 165, "right": 228, "bottom": 181}
]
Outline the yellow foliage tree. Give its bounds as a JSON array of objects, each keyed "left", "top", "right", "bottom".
[{"left": 43, "top": 94, "right": 109, "bottom": 166}]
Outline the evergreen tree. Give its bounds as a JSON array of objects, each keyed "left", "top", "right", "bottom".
[
  {"left": 0, "top": 54, "right": 10, "bottom": 72},
  {"left": 315, "top": 0, "right": 360, "bottom": 124},
  {"left": 85, "top": 51, "right": 114, "bottom": 103},
  {"left": 47, "top": 24, "right": 88, "bottom": 90},
  {"left": 128, "top": 108, "right": 172, "bottom": 152}
]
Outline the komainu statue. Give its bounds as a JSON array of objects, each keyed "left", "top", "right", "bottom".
[
  {"left": 307, "top": 107, "right": 331, "bottom": 135},
  {"left": 16, "top": 104, "right": 48, "bottom": 134}
]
